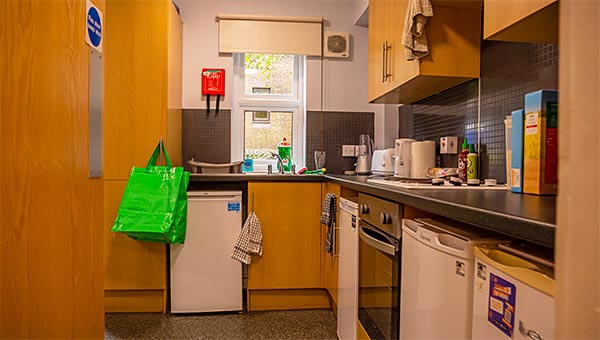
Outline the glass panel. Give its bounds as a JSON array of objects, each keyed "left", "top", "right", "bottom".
[
  {"left": 245, "top": 54, "right": 294, "bottom": 95},
  {"left": 244, "top": 110, "right": 293, "bottom": 160},
  {"left": 358, "top": 225, "right": 400, "bottom": 340}
]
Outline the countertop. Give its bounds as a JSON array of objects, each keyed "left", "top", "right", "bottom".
[
  {"left": 326, "top": 175, "right": 556, "bottom": 248},
  {"left": 189, "top": 173, "right": 326, "bottom": 182}
]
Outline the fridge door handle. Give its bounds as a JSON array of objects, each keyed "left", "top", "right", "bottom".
[
  {"left": 519, "top": 320, "right": 545, "bottom": 340},
  {"left": 359, "top": 224, "right": 397, "bottom": 256}
]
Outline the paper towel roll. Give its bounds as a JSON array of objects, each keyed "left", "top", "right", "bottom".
[{"left": 411, "top": 141, "right": 436, "bottom": 179}]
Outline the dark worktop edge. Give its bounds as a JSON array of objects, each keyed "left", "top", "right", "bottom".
[
  {"left": 189, "top": 174, "right": 326, "bottom": 182},
  {"left": 325, "top": 175, "right": 556, "bottom": 248}
]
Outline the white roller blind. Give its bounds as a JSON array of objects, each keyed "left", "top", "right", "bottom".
[{"left": 217, "top": 14, "right": 323, "bottom": 56}]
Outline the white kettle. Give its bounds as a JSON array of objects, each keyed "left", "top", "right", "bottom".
[{"left": 394, "top": 138, "right": 415, "bottom": 178}]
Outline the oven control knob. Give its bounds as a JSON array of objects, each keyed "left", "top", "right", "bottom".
[
  {"left": 380, "top": 213, "right": 392, "bottom": 224},
  {"left": 360, "top": 204, "right": 370, "bottom": 214}
]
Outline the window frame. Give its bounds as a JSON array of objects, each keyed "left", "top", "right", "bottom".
[{"left": 231, "top": 53, "right": 306, "bottom": 172}]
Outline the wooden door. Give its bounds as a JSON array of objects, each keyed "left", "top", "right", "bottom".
[
  {"left": 248, "top": 182, "right": 322, "bottom": 289},
  {"left": 1, "top": 0, "right": 105, "bottom": 338},
  {"left": 321, "top": 182, "right": 341, "bottom": 306}
]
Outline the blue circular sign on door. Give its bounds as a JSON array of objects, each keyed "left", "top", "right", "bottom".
[{"left": 87, "top": 6, "right": 102, "bottom": 47}]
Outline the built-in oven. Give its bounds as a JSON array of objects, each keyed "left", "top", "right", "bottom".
[{"left": 358, "top": 193, "right": 402, "bottom": 340}]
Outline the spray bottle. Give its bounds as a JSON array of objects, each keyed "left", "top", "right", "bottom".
[{"left": 458, "top": 138, "right": 469, "bottom": 182}]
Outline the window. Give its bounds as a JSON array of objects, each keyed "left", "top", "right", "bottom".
[{"left": 232, "top": 53, "right": 305, "bottom": 172}]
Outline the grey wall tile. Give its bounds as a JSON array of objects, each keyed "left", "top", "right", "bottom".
[
  {"left": 182, "top": 108, "right": 374, "bottom": 175},
  {"left": 182, "top": 109, "right": 231, "bottom": 171},
  {"left": 399, "top": 41, "right": 558, "bottom": 183},
  {"left": 306, "top": 111, "right": 375, "bottom": 175}
]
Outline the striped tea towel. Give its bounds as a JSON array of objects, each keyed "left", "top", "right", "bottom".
[
  {"left": 321, "top": 193, "right": 335, "bottom": 225},
  {"left": 231, "top": 212, "right": 263, "bottom": 264},
  {"left": 402, "top": 0, "right": 434, "bottom": 60},
  {"left": 322, "top": 193, "right": 337, "bottom": 254}
]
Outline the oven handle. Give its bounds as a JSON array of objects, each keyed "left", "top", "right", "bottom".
[{"left": 359, "top": 224, "right": 398, "bottom": 256}]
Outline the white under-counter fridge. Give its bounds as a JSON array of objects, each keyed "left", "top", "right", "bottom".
[
  {"left": 472, "top": 244, "right": 555, "bottom": 340},
  {"left": 170, "top": 191, "right": 243, "bottom": 313},
  {"left": 400, "top": 218, "right": 505, "bottom": 339}
]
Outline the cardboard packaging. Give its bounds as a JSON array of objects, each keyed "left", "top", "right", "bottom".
[
  {"left": 523, "top": 90, "right": 558, "bottom": 195},
  {"left": 511, "top": 110, "right": 524, "bottom": 193}
]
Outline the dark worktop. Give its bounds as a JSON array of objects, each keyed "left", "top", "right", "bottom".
[
  {"left": 326, "top": 175, "right": 556, "bottom": 248},
  {"left": 189, "top": 173, "right": 326, "bottom": 182}
]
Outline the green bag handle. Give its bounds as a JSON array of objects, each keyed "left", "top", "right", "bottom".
[{"left": 146, "top": 140, "right": 172, "bottom": 168}]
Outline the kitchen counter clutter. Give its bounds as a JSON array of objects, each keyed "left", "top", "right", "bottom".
[{"left": 326, "top": 175, "right": 555, "bottom": 248}]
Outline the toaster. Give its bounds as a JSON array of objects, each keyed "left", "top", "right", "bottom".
[{"left": 371, "top": 148, "right": 395, "bottom": 175}]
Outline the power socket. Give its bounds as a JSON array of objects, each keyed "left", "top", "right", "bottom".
[{"left": 342, "top": 145, "right": 357, "bottom": 157}]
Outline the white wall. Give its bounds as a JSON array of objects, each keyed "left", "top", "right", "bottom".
[{"left": 176, "top": 0, "right": 388, "bottom": 145}]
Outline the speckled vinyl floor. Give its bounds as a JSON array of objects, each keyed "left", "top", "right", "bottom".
[{"left": 105, "top": 309, "right": 338, "bottom": 340}]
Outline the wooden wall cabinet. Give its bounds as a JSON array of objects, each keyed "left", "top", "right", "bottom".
[
  {"left": 103, "top": 0, "right": 182, "bottom": 313},
  {"left": 368, "top": 0, "right": 481, "bottom": 104},
  {"left": 484, "top": 0, "right": 558, "bottom": 43},
  {"left": 247, "top": 182, "right": 329, "bottom": 311}
]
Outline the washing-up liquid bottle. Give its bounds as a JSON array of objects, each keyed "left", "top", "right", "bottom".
[{"left": 277, "top": 137, "right": 292, "bottom": 172}]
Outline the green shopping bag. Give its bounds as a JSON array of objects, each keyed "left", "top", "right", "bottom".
[{"left": 111, "top": 141, "right": 190, "bottom": 244}]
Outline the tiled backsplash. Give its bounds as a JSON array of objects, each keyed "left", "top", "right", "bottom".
[
  {"left": 306, "top": 111, "right": 375, "bottom": 174},
  {"left": 182, "top": 109, "right": 374, "bottom": 174},
  {"left": 399, "top": 41, "right": 558, "bottom": 183},
  {"left": 182, "top": 109, "right": 231, "bottom": 170}
]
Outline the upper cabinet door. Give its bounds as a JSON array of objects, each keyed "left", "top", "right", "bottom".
[
  {"left": 484, "top": 0, "right": 558, "bottom": 43},
  {"left": 368, "top": 0, "right": 482, "bottom": 104},
  {"left": 367, "top": 0, "right": 392, "bottom": 101}
]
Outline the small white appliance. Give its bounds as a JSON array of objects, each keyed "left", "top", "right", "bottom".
[
  {"left": 337, "top": 197, "right": 359, "bottom": 340},
  {"left": 324, "top": 31, "right": 350, "bottom": 58},
  {"left": 410, "top": 140, "right": 436, "bottom": 179},
  {"left": 472, "top": 245, "right": 555, "bottom": 340},
  {"left": 355, "top": 134, "right": 374, "bottom": 175},
  {"left": 394, "top": 138, "right": 415, "bottom": 178},
  {"left": 371, "top": 148, "right": 395, "bottom": 175},
  {"left": 400, "top": 218, "right": 505, "bottom": 339},
  {"left": 170, "top": 191, "right": 243, "bottom": 313}
]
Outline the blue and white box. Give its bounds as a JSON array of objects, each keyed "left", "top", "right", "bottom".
[{"left": 511, "top": 109, "right": 524, "bottom": 193}]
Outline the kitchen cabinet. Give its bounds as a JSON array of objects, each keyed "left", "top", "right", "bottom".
[
  {"left": 368, "top": 0, "right": 481, "bottom": 104},
  {"left": 321, "top": 182, "right": 342, "bottom": 308},
  {"left": 247, "top": 182, "right": 328, "bottom": 310},
  {"left": 248, "top": 182, "right": 322, "bottom": 289},
  {"left": 103, "top": 0, "right": 182, "bottom": 313},
  {"left": 484, "top": 0, "right": 558, "bottom": 43}
]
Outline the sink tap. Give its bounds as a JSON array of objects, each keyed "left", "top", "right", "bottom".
[{"left": 271, "top": 153, "right": 285, "bottom": 174}]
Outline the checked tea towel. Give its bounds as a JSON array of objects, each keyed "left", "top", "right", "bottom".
[{"left": 231, "top": 212, "right": 263, "bottom": 264}]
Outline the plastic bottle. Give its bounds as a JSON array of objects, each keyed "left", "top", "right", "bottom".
[
  {"left": 467, "top": 144, "right": 478, "bottom": 180},
  {"left": 458, "top": 138, "right": 469, "bottom": 182},
  {"left": 277, "top": 137, "right": 292, "bottom": 173}
]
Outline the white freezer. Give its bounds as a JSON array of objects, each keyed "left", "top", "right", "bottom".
[{"left": 170, "top": 191, "right": 243, "bottom": 313}]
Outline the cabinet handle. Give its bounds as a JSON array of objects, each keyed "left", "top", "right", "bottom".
[
  {"left": 385, "top": 41, "right": 392, "bottom": 82},
  {"left": 382, "top": 42, "right": 386, "bottom": 83}
]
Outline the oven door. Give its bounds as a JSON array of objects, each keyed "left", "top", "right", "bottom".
[{"left": 358, "top": 222, "right": 401, "bottom": 340}]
